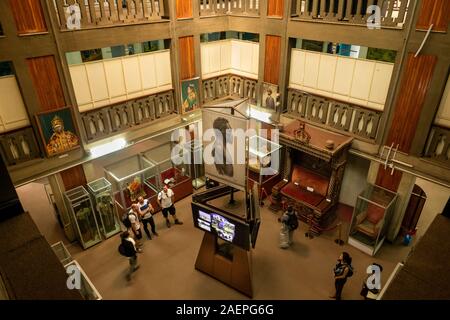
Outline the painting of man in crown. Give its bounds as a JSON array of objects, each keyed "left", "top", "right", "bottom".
[{"left": 36, "top": 107, "right": 80, "bottom": 157}]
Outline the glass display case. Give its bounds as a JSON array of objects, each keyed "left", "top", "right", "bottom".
[
  {"left": 248, "top": 135, "right": 282, "bottom": 201},
  {"left": 348, "top": 184, "right": 398, "bottom": 256},
  {"left": 87, "top": 177, "right": 121, "bottom": 238},
  {"left": 189, "top": 139, "right": 205, "bottom": 189},
  {"left": 143, "top": 142, "right": 193, "bottom": 204},
  {"left": 104, "top": 154, "right": 159, "bottom": 215},
  {"left": 64, "top": 186, "right": 102, "bottom": 250}
]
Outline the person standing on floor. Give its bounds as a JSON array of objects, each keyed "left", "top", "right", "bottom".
[
  {"left": 137, "top": 196, "right": 158, "bottom": 240},
  {"left": 157, "top": 184, "right": 183, "bottom": 228},
  {"left": 279, "top": 206, "right": 298, "bottom": 249},
  {"left": 331, "top": 252, "right": 353, "bottom": 300},
  {"left": 119, "top": 231, "right": 140, "bottom": 281},
  {"left": 128, "top": 204, "right": 143, "bottom": 249}
]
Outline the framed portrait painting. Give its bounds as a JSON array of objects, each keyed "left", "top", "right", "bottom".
[
  {"left": 35, "top": 106, "right": 80, "bottom": 157},
  {"left": 181, "top": 77, "right": 200, "bottom": 114},
  {"left": 261, "top": 83, "right": 279, "bottom": 111}
]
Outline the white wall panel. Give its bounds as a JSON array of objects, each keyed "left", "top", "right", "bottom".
[
  {"left": 317, "top": 55, "right": 337, "bottom": 92},
  {"left": 252, "top": 44, "right": 259, "bottom": 75},
  {"left": 86, "top": 62, "right": 109, "bottom": 102},
  {"left": 303, "top": 52, "right": 320, "bottom": 88},
  {"left": 209, "top": 44, "right": 221, "bottom": 74},
  {"left": 240, "top": 42, "right": 253, "bottom": 74},
  {"left": 333, "top": 57, "right": 355, "bottom": 96},
  {"left": 139, "top": 53, "right": 157, "bottom": 90},
  {"left": 154, "top": 51, "right": 172, "bottom": 87},
  {"left": 201, "top": 45, "right": 210, "bottom": 75},
  {"left": 220, "top": 41, "right": 231, "bottom": 71},
  {"left": 435, "top": 75, "right": 450, "bottom": 127},
  {"left": 69, "top": 65, "right": 91, "bottom": 106},
  {"left": 289, "top": 49, "right": 393, "bottom": 111},
  {"left": 104, "top": 59, "right": 126, "bottom": 98},
  {"left": 231, "top": 40, "right": 241, "bottom": 71},
  {"left": 70, "top": 50, "right": 173, "bottom": 112},
  {"left": 289, "top": 49, "right": 305, "bottom": 86},
  {"left": 0, "top": 76, "right": 30, "bottom": 133},
  {"left": 350, "top": 60, "right": 375, "bottom": 100},
  {"left": 369, "top": 62, "right": 393, "bottom": 105},
  {"left": 122, "top": 56, "right": 142, "bottom": 94}
]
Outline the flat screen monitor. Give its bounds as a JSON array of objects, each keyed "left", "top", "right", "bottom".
[{"left": 192, "top": 202, "right": 250, "bottom": 250}]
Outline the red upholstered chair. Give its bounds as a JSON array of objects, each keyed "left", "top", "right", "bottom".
[{"left": 354, "top": 204, "right": 385, "bottom": 239}]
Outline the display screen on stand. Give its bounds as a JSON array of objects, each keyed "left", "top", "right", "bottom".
[{"left": 192, "top": 202, "right": 250, "bottom": 250}]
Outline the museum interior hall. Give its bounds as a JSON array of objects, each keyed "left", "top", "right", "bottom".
[{"left": 0, "top": 0, "right": 449, "bottom": 300}]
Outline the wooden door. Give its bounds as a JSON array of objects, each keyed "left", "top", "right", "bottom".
[{"left": 400, "top": 185, "right": 427, "bottom": 235}]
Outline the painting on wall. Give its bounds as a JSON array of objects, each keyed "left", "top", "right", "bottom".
[
  {"left": 181, "top": 77, "right": 200, "bottom": 114},
  {"left": 36, "top": 106, "right": 80, "bottom": 157},
  {"left": 261, "top": 83, "right": 279, "bottom": 111}
]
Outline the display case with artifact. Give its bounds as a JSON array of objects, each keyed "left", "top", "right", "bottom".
[
  {"left": 248, "top": 135, "right": 282, "bottom": 203},
  {"left": 142, "top": 142, "right": 193, "bottom": 206},
  {"left": 87, "top": 177, "right": 121, "bottom": 238},
  {"left": 104, "top": 154, "right": 159, "bottom": 215},
  {"left": 189, "top": 139, "right": 206, "bottom": 189},
  {"left": 348, "top": 184, "right": 397, "bottom": 256},
  {"left": 64, "top": 186, "right": 102, "bottom": 250}
]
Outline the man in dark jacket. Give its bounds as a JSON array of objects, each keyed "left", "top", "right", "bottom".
[{"left": 120, "top": 231, "right": 140, "bottom": 281}]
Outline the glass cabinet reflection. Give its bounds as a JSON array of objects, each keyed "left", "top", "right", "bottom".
[
  {"left": 64, "top": 186, "right": 102, "bottom": 249},
  {"left": 87, "top": 178, "right": 121, "bottom": 238}
]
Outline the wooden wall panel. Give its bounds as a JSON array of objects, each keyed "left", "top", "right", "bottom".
[
  {"left": 386, "top": 53, "right": 437, "bottom": 153},
  {"left": 179, "top": 36, "right": 196, "bottom": 80},
  {"left": 9, "top": 0, "right": 47, "bottom": 34},
  {"left": 176, "top": 0, "right": 193, "bottom": 19},
  {"left": 26, "top": 56, "right": 66, "bottom": 111},
  {"left": 60, "top": 165, "right": 87, "bottom": 191},
  {"left": 264, "top": 35, "right": 281, "bottom": 85},
  {"left": 416, "top": 0, "right": 450, "bottom": 32},
  {"left": 268, "top": 0, "right": 284, "bottom": 17},
  {"left": 375, "top": 167, "right": 403, "bottom": 192}
]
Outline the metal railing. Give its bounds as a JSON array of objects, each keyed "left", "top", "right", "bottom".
[
  {"left": 202, "top": 74, "right": 257, "bottom": 104},
  {"left": 200, "top": 0, "right": 259, "bottom": 16},
  {"left": 52, "top": 0, "right": 167, "bottom": 30},
  {"left": 0, "top": 127, "right": 41, "bottom": 166},
  {"left": 291, "top": 0, "right": 409, "bottom": 28},
  {"left": 287, "top": 88, "right": 382, "bottom": 140},
  {"left": 80, "top": 90, "right": 176, "bottom": 142}
]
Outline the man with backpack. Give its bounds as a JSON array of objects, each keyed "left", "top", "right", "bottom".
[
  {"left": 279, "top": 206, "right": 299, "bottom": 249},
  {"left": 118, "top": 231, "right": 140, "bottom": 281},
  {"left": 122, "top": 204, "right": 143, "bottom": 250}
]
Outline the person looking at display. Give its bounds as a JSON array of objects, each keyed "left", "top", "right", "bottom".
[
  {"left": 120, "top": 231, "right": 140, "bottom": 281},
  {"left": 157, "top": 184, "right": 183, "bottom": 228},
  {"left": 279, "top": 206, "right": 298, "bottom": 249},
  {"left": 128, "top": 204, "right": 143, "bottom": 250},
  {"left": 331, "top": 252, "right": 353, "bottom": 300},
  {"left": 137, "top": 196, "right": 158, "bottom": 240}
]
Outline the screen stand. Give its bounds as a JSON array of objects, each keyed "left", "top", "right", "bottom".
[{"left": 195, "top": 232, "right": 253, "bottom": 297}]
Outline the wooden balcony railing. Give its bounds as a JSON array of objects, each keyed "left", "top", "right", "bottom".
[
  {"left": 0, "top": 127, "right": 41, "bottom": 166},
  {"left": 423, "top": 125, "right": 450, "bottom": 168},
  {"left": 200, "top": 0, "right": 260, "bottom": 16},
  {"left": 81, "top": 90, "right": 176, "bottom": 142},
  {"left": 287, "top": 88, "right": 382, "bottom": 140},
  {"left": 202, "top": 74, "right": 257, "bottom": 104},
  {"left": 291, "top": 0, "right": 409, "bottom": 28},
  {"left": 52, "top": 0, "right": 167, "bottom": 30}
]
